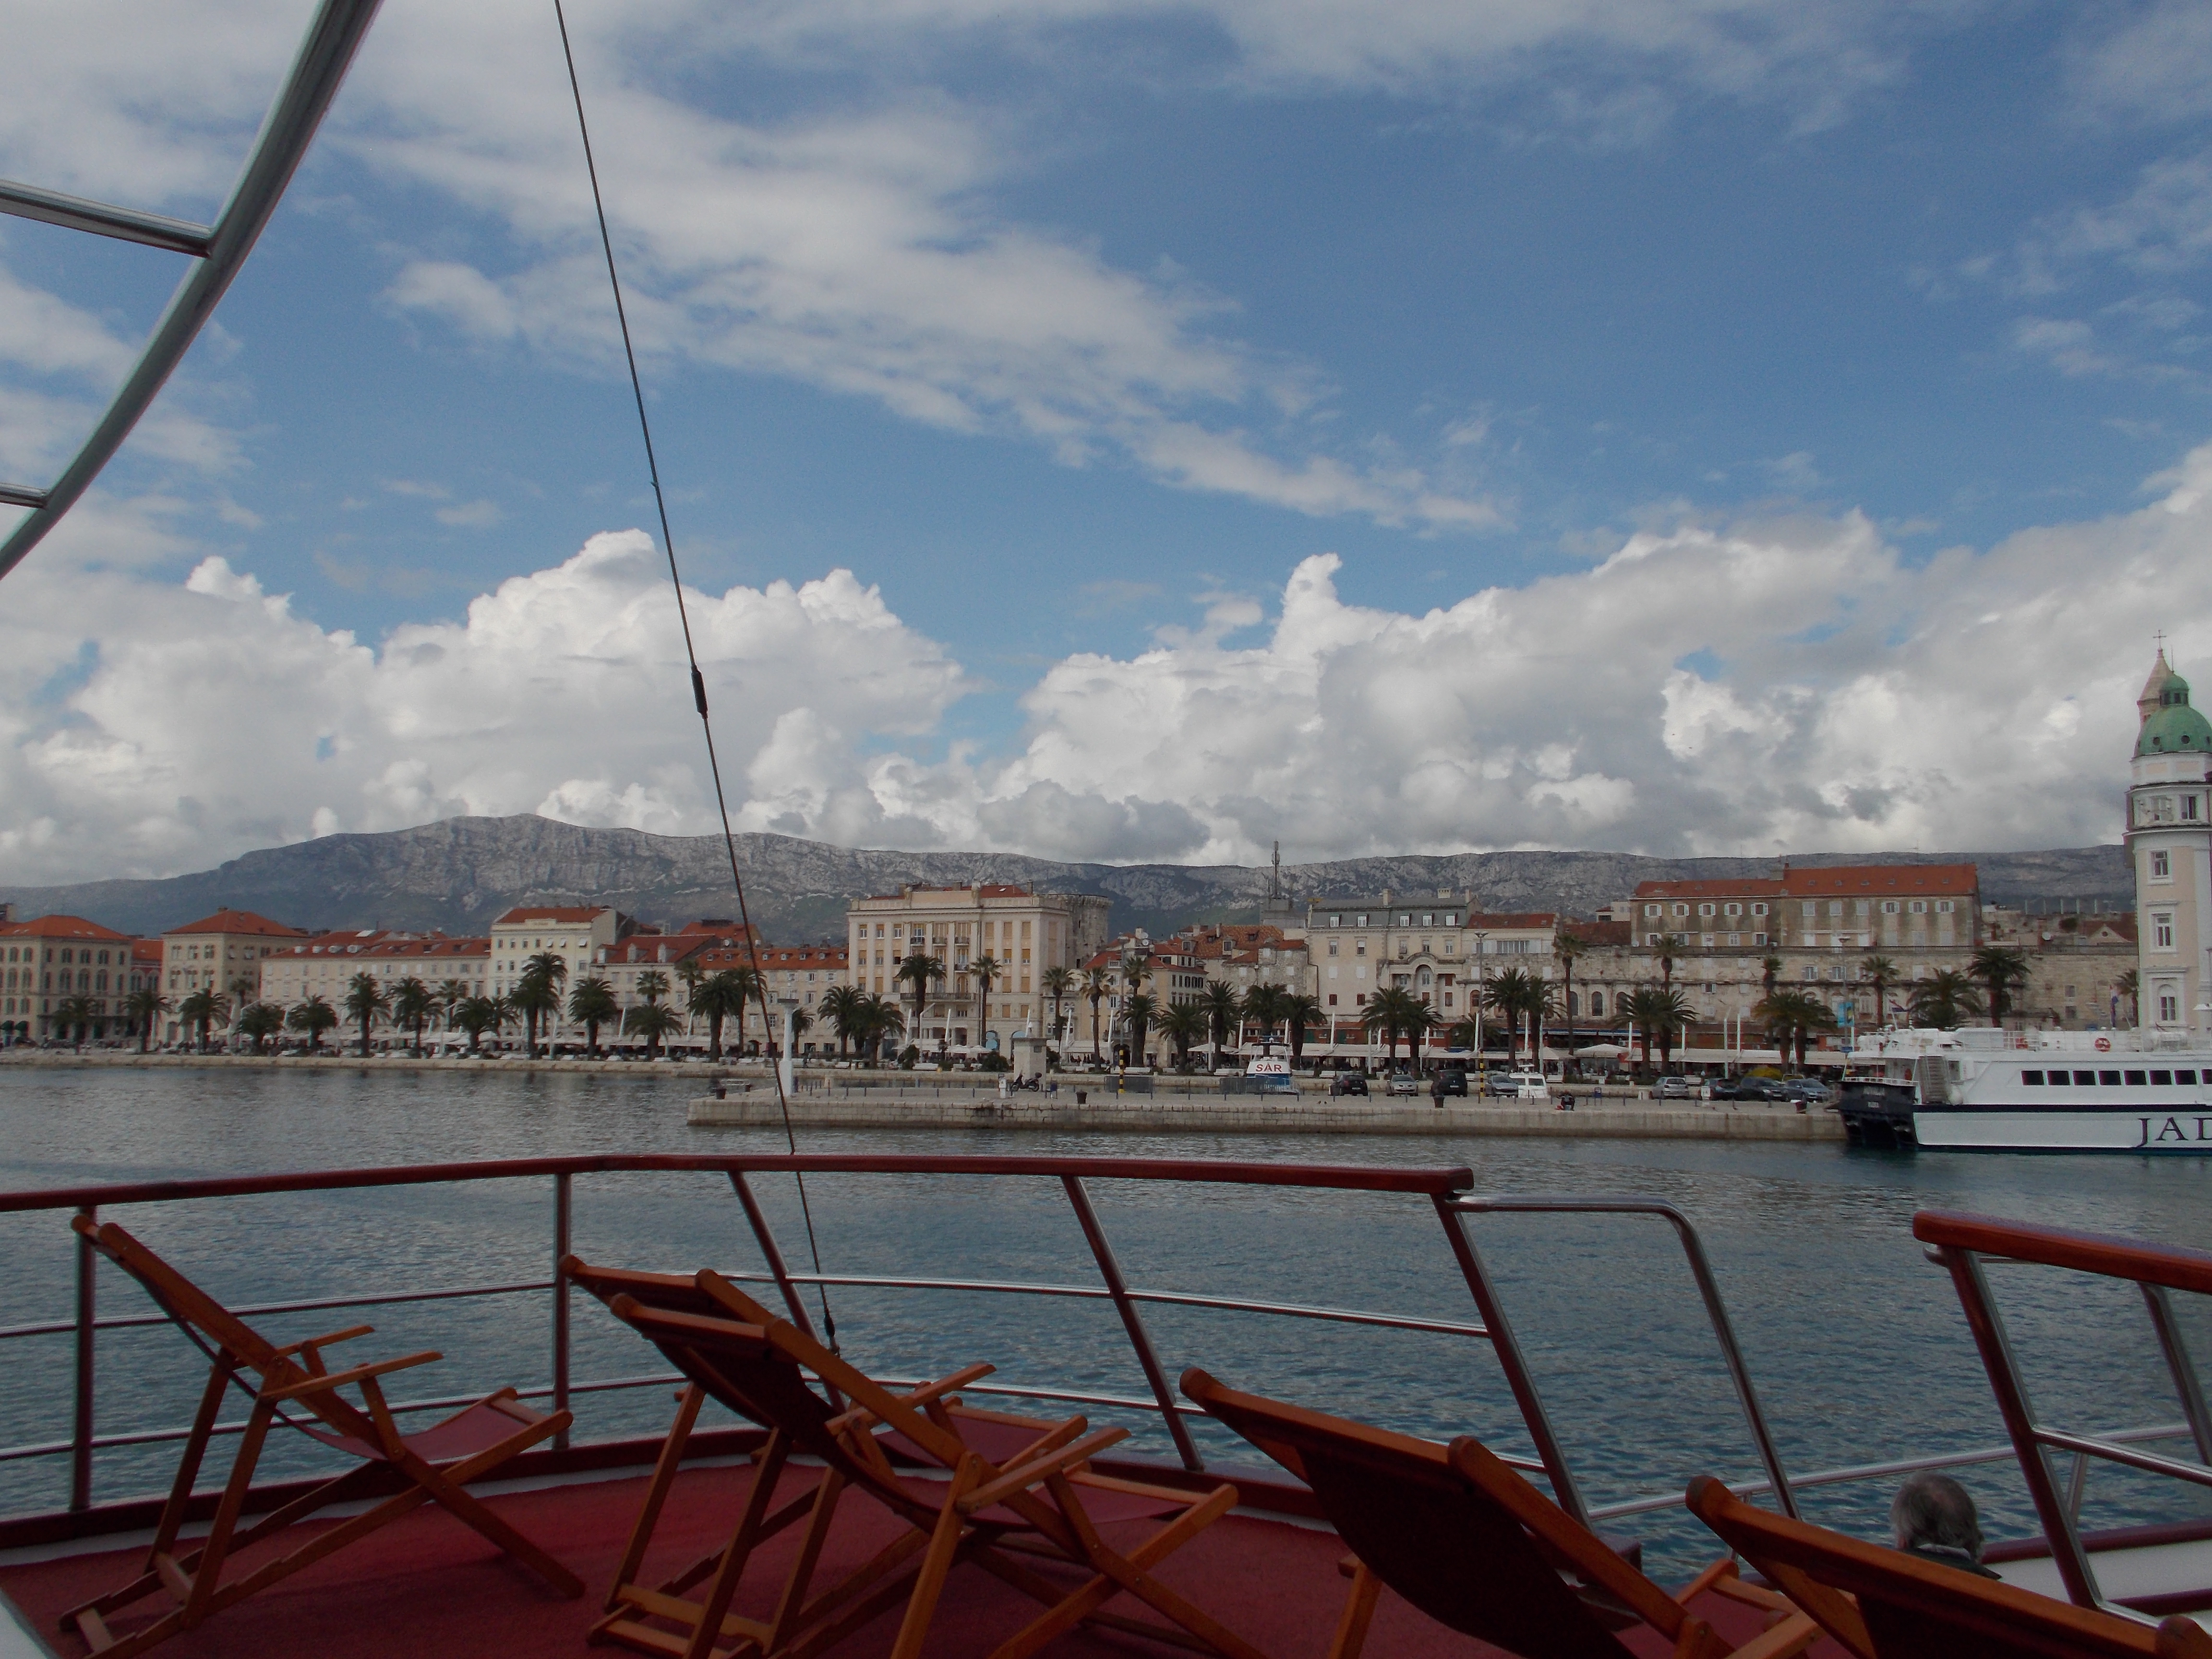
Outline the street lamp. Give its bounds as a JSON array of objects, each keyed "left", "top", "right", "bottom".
[{"left": 776, "top": 995, "right": 800, "bottom": 1097}]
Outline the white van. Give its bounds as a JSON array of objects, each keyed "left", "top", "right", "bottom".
[{"left": 1505, "top": 1069, "right": 1549, "bottom": 1101}]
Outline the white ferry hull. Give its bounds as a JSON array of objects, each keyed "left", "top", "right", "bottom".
[{"left": 1912, "top": 1109, "right": 2212, "bottom": 1152}]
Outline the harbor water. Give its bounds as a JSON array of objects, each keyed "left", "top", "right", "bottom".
[{"left": 1, "top": 1063, "right": 2208, "bottom": 1578}]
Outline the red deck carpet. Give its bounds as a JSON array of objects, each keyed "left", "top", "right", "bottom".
[{"left": 0, "top": 1461, "right": 1846, "bottom": 1658}]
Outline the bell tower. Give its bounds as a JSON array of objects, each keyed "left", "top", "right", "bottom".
[{"left": 2126, "top": 649, "right": 2212, "bottom": 1034}]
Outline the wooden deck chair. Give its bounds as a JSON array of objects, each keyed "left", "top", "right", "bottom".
[
  {"left": 564, "top": 1257, "right": 1071, "bottom": 1658},
  {"left": 1686, "top": 1475, "right": 2212, "bottom": 1659},
  {"left": 593, "top": 1266, "right": 1267, "bottom": 1659},
  {"left": 1181, "top": 1367, "right": 1818, "bottom": 1659},
  {"left": 61, "top": 1216, "right": 581, "bottom": 1659}
]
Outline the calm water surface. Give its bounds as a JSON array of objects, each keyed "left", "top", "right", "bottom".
[{"left": 1, "top": 1063, "right": 2208, "bottom": 1576}]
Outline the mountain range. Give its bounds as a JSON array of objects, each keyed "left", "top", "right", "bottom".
[{"left": 0, "top": 815, "right": 2137, "bottom": 943}]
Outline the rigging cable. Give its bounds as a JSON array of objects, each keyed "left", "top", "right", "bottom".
[{"left": 552, "top": 0, "right": 836, "bottom": 1350}]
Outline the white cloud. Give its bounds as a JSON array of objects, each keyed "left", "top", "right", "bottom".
[
  {"left": 16, "top": 440, "right": 2212, "bottom": 885},
  {"left": 2070, "top": 0, "right": 2212, "bottom": 127}
]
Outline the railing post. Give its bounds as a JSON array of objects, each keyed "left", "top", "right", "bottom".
[
  {"left": 2142, "top": 1283, "right": 2212, "bottom": 1466},
  {"left": 728, "top": 1173, "right": 819, "bottom": 1340},
  {"left": 1060, "top": 1176, "right": 1202, "bottom": 1472},
  {"left": 72, "top": 1205, "right": 96, "bottom": 1512},
  {"left": 1432, "top": 1197, "right": 1585, "bottom": 1524},
  {"left": 551, "top": 1174, "right": 571, "bottom": 1451}
]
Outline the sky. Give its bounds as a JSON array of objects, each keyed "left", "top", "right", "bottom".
[{"left": 2, "top": 0, "right": 2211, "bottom": 884}]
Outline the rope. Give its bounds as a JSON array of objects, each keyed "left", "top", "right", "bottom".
[{"left": 552, "top": 0, "right": 836, "bottom": 1349}]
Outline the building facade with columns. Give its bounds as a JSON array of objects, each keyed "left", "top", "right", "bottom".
[
  {"left": 848, "top": 884, "right": 1112, "bottom": 1055},
  {"left": 2129, "top": 650, "right": 2212, "bottom": 1035}
]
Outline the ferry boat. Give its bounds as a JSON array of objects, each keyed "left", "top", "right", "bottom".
[{"left": 1837, "top": 1028, "right": 2212, "bottom": 1153}]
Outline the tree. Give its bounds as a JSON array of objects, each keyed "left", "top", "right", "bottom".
[
  {"left": 1555, "top": 930, "right": 1584, "bottom": 1063},
  {"left": 675, "top": 959, "right": 706, "bottom": 1038},
  {"left": 567, "top": 976, "right": 619, "bottom": 1057},
  {"left": 451, "top": 995, "right": 504, "bottom": 1054},
  {"left": 1157, "top": 1002, "right": 1205, "bottom": 1069},
  {"left": 1625, "top": 986, "right": 1691, "bottom": 1075},
  {"left": 1082, "top": 965, "right": 1113, "bottom": 1060},
  {"left": 1242, "top": 984, "right": 1292, "bottom": 1051},
  {"left": 972, "top": 953, "right": 1002, "bottom": 1043},
  {"left": 1908, "top": 971, "right": 1985, "bottom": 1031},
  {"left": 1655, "top": 935, "right": 1686, "bottom": 988},
  {"left": 177, "top": 988, "right": 230, "bottom": 1053},
  {"left": 1118, "top": 951, "right": 1152, "bottom": 1049},
  {"left": 1280, "top": 992, "right": 1324, "bottom": 1068},
  {"left": 1040, "top": 965, "right": 1074, "bottom": 1042},
  {"left": 238, "top": 1001, "right": 285, "bottom": 1054},
  {"left": 895, "top": 951, "right": 944, "bottom": 1056},
  {"left": 121, "top": 987, "right": 168, "bottom": 1054},
  {"left": 435, "top": 978, "right": 472, "bottom": 1035},
  {"left": 2116, "top": 968, "right": 2140, "bottom": 1026},
  {"left": 1753, "top": 988, "right": 1836, "bottom": 1070},
  {"left": 1969, "top": 944, "right": 2031, "bottom": 1027},
  {"left": 511, "top": 961, "right": 563, "bottom": 1058},
  {"left": 1760, "top": 955, "right": 1783, "bottom": 1000},
  {"left": 52, "top": 993, "right": 97, "bottom": 1049},
  {"left": 390, "top": 975, "right": 435, "bottom": 1056},
  {"left": 1361, "top": 986, "right": 1430, "bottom": 1069},
  {"left": 1487, "top": 967, "right": 1550, "bottom": 1063},
  {"left": 636, "top": 968, "right": 669, "bottom": 1006},
  {"left": 856, "top": 994, "right": 904, "bottom": 1064},
  {"left": 1858, "top": 954, "right": 1899, "bottom": 1030},
  {"left": 344, "top": 972, "right": 389, "bottom": 1057},
  {"left": 689, "top": 968, "right": 756, "bottom": 1061},
  {"left": 625, "top": 1000, "right": 684, "bottom": 1060},
  {"left": 286, "top": 994, "right": 339, "bottom": 1053},
  {"left": 1198, "top": 981, "right": 1243, "bottom": 1066},
  {"left": 1121, "top": 991, "right": 1157, "bottom": 1066},
  {"left": 820, "top": 983, "right": 866, "bottom": 1060}
]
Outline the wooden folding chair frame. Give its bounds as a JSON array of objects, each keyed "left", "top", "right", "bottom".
[
  {"left": 1686, "top": 1474, "right": 2212, "bottom": 1659},
  {"left": 1181, "top": 1367, "right": 1816, "bottom": 1659},
  {"left": 582, "top": 1262, "right": 1267, "bottom": 1659},
  {"left": 62, "top": 1216, "right": 582, "bottom": 1659}
]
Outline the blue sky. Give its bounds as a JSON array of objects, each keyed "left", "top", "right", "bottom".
[{"left": 2, "top": 0, "right": 2212, "bottom": 879}]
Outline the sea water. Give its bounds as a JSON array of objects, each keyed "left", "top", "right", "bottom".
[{"left": 1, "top": 1063, "right": 2207, "bottom": 1576}]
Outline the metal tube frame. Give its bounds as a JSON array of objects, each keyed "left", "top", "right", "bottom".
[
  {"left": 551, "top": 1173, "right": 571, "bottom": 1451},
  {"left": 1060, "top": 1175, "right": 1203, "bottom": 1472},
  {"left": 71, "top": 1206, "right": 95, "bottom": 1512},
  {"left": 2141, "top": 1282, "right": 2212, "bottom": 1466},
  {"left": 1450, "top": 1194, "right": 1799, "bottom": 1521},
  {"left": 0, "top": 0, "right": 385, "bottom": 577}
]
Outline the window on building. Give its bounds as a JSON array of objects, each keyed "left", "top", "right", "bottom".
[
  {"left": 1751, "top": 903, "right": 1767, "bottom": 917},
  {"left": 1910, "top": 901, "right": 1927, "bottom": 914},
  {"left": 1699, "top": 903, "right": 1715, "bottom": 918},
  {"left": 2186, "top": 796, "right": 2203, "bottom": 822},
  {"left": 2155, "top": 914, "right": 2176, "bottom": 950},
  {"left": 2163, "top": 995, "right": 2181, "bottom": 1022},
  {"left": 1936, "top": 901, "right": 1954, "bottom": 914},
  {"left": 2152, "top": 850, "right": 2172, "bottom": 879},
  {"left": 2141, "top": 795, "right": 2178, "bottom": 825}
]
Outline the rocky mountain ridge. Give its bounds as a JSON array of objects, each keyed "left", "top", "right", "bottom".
[{"left": 0, "top": 815, "right": 2134, "bottom": 942}]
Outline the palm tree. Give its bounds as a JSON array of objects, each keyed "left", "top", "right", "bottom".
[
  {"left": 788, "top": 1006, "right": 814, "bottom": 1053},
  {"left": 238, "top": 1001, "right": 286, "bottom": 1055},
  {"left": 1121, "top": 991, "right": 1158, "bottom": 1066},
  {"left": 451, "top": 995, "right": 503, "bottom": 1054},
  {"left": 52, "top": 993, "right": 98, "bottom": 1049},
  {"left": 435, "top": 977, "right": 472, "bottom": 1029},
  {"left": 177, "top": 988, "right": 230, "bottom": 1053},
  {"left": 1361, "top": 986, "right": 1428, "bottom": 1070},
  {"left": 343, "top": 972, "right": 388, "bottom": 1057},
  {"left": 1446, "top": 1013, "right": 1487, "bottom": 1054},
  {"left": 2116, "top": 968, "right": 2140, "bottom": 1027},
  {"left": 1625, "top": 986, "right": 1691, "bottom": 1075},
  {"left": 1198, "top": 981, "right": 1243, "bottom": 1067},
  {"left": 1040, "top": 965, "right": 1075, "bottom": 1043},
  {"left": 625, "top": 1000, "right": 684, "bottom": 1060},
  {"left": 1858, "top": 954, "right": 1899, "bottom": 1029},
  {"left": 511, "top": 964, "right": 560, "bottom": 1059},
  {"left": 1280, "top": 992, "right": 1323, "bottom": 1069},
  {"left": 1118, "top": 951, "right": 1152, "bottom": 1049},
  {"left": 1242, "top": 984, "right": 1291, "bottom": 1051},
  {"left": 526, "top": 950, "right": 571, "bottom": 1047},
  {"left": 1655, "top": 935, "right": 1686, "bottom": 988},
  {"left": 688, "top": 968, "right": 755, "bottom": 1061},
  {"left": 389, "top": 975, "right": 435, "bottom": 1056},
  {"left": 1969, "top": 944, "right": 2031, "bottom": 1027},
  {"left": 1157, "top": 1002, "right": 1206, "bottom": 1069},
  {"left": 972, "top": 953, "right": 1002, "bottom": 1043},
  {"left": 856, "top": 994, "right": 904, "bottom": 1064},
  {"left": 1760, "top": 955, "right": 1782, "bottom": 1000},
  {"left": 1487, "top": 967, "right": 1541, "bottom": 1062},
  {"left": 1751, "top": 988, "right": 1835, "bottom": 1070},
  {"left": 895, "top": 951, "right": 944, "bottom": 1055},
  {"left": 286, "top": 994, "right": 339, "bottom": 1053},
  {"left": 1908, "top": 971, "right": 1985, "bottom": 1031},
  {"left": 819, "top": 983, "right": 866, "bottom": 1060},
  {"left": 121, "top": 987, "right": 168, "bottom": 1054},
  {"left": 636, "top": 968, "right": 669, "bottom": 1006},
  {"left": 675, "top": 959, "right": 706, "bottom": 1039},
  {"left": 567, "top": 976, "right": 619, "bottom": 1056},
  {"left": 1555, "top": 930, "right": 1584, "bottom": 1062},
  {"left": 1082, "top": 965, "right": 1113, "bottom": 1061}
]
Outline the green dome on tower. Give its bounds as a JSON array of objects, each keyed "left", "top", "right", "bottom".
[{"left": 2137, "top": 658, "right": 2212, "bottom": 756}]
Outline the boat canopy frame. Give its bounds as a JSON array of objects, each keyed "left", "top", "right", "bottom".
[{"left": 0, "top": 0, "right": 385, "bottom": 580}]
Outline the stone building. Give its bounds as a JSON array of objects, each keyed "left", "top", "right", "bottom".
[
  {"left": 0, "top": 914, "right": 137, "bottom": 1042},
  {"left": 2128, "top": 649, "right": 2212, "bottom": 1035},
  {"left": 1301, "top": 894, "right": 1555, "bottom": 1035},
  {"left": 160, "top": 909, "right": 307, "bottom": 1043}
]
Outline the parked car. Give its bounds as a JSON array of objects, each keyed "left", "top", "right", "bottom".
[
  {"left": 1384, "top": 1072, "right": 1421, "bottom": 1097},
  {"left": 1779, "top": 1078, "right": 1834, "bottom": 1104},
  {"left": 1654, "top": 1074, "right": 1703, "bottom": 1100},
  {"left": 1712, "top": 1076, "right": 1790, "bottom": 1102},
  {"left": 1432, "top": 1068, "right": 1468, "bottom": 1097},
  {"left": 1481, "top": 1071, "right": 1521, "bottom": 1098},
  {"left": 1328, "top": 1072, "right": 1370, "bottom": 1097}
]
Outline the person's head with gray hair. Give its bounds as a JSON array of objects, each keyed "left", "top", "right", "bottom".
[{"left": 1891, "top": 1472, "right": 1986, "bottom": 1566}]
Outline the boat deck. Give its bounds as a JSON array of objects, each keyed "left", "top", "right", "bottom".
[{"left": 0, "top": 1459, "right": 1843, "bottom": 1659}]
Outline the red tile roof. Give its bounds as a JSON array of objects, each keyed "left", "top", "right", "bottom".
[
  {"left": 165, "top": 908, "right": 305, "bottom": 938},
  {"left": 0, "top": 914, "right": 132, "bottom": 941}
]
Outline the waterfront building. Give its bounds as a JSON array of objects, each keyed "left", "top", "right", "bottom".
[
  {"left": 1186, "top": 924, "right": 1311, "bottom": 1007},
  {"left": 1981, "top": 907, "right": 2137, "bottom": 1030},
  {"left": 159, "top": 909, "right": 308, "bottom": 1043},
  {"left": 1624, "top": 864, "right": 1980, "bottom": 952},
  {"left": 0, "top": 914, "right": 137, "bottom": 1042},
  {"left": 849, "top": 884, "right": 1111, "bottom": 1056},
  {"left": 258, "top": 932, "right": 490, "bottom": 1015},
  {"left": 741, "top": 944, "right": 850, "bottom": 1051},
  {"left": 1302, "top": 895, "right": 1554, "bottom": 1030},
  {"left": 488, "top": 905, "right": 632, "bottom": 1001},
  {"left": 2128, "top": 649, "right": 2212, "bottom": 1035}
]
